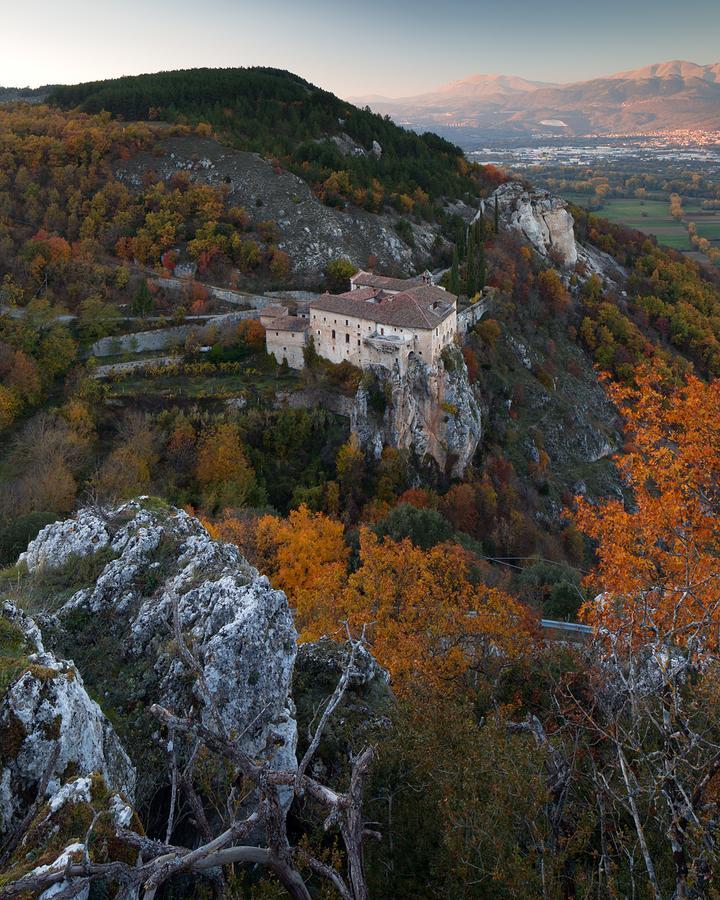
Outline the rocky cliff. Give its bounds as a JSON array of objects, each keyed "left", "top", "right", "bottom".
[
  {"left": 6, "top": 499, "right": 298, "bottom": 818},
  {"left": 351, "top": 346, "right": 482, "bottom": 479},
  {"left": 0, "top": 602, "right": 135, "bottom": 837},
  {"left": 477, "top": 182, "right": 578, "bottom": 268}
]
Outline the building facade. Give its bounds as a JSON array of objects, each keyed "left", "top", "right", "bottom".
[
  {"left": 264, "top": 272, "right": 457, "bottom": 373},
  {"left": 265, "top": 316, "right": 310, "bottom": 369}
]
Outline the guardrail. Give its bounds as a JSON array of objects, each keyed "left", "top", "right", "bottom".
[{"left": 540, "top": 619, "right": 594, "bottom": 641}]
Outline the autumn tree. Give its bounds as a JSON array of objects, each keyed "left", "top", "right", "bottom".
[
  {"left": 0, "top": 412, "right": 93, "bottom": 518},
  {"left": 575, "top": 371, "right": 720, "bottom": 648},
  {"left": 338, "top": 531, "right": 532, "bottom": 693},
  {"left": 237, "top": 319, "right": 266, "bottom": 352},
  {"left": 194, "top": 423, "right": 259, "bottom": 512},
  {"left": 255, "top": 505, "right": 349, "bottom": 631},
  {"left": 538, "top": 268, "right": 571, "bottom": 317},
  {"left": 268, "top": 246, "right": 291, "bottom": 281},
  {"left": 92, "top": 412, "right": 159, "bottom": 502}
]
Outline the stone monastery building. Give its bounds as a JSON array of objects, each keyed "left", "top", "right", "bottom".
[{"left": 264, "top": 270, "right": 458, "bottom": 372}]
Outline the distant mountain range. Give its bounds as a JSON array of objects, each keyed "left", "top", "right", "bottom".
[{"left": 350, "top": 60, "right": 720, "bottom": 138}]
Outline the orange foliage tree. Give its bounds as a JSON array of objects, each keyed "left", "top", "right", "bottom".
[
  {"left": 237, "top": 319, "right": 266, "bottom": 352},
  {"left": 255, "top": 505, "right": 349, "bottom": 626},
  {"left": 194, "top": 423, "right": 257, "bottom": 512},
  {"left": 338, "top": 531, "right": 532, "bottom": 693},
  {"left": 575, "top": 372, "right": 720, "bottom": 648},
  {"left": 228, "top": 504, "right": 533, "bottom": 695}
]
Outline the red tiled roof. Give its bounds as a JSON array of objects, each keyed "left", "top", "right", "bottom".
[
  {"left": 350, "top": 270, "right": 425, "bottom": 292},
  {"left": 310, "top": 284, "right": 456, "bottom": 330},
  {"left": 269, "top": 316, "right": 311, "bottom": 332},
  {"left": 259, "top": 304, "right": 288, "bottom": 318}
]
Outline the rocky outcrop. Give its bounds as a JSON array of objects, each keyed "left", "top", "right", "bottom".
[
  {"left": 477, "top": 182, "right": 578, "bottom": 268},
  {"left": 0, "top": 602, "right": 135, "bottom": 837},
  {"left": 330, "top": 133, "right": 382, "bottom": 160},
  {"left": 576, "top": 241, "right": 626, "bottom": 287},
  {"left": 351, "top": 346, "right": 482, "bottom": 479},
  {"left": 1, "top": 771, "right": 144, "bottom": 900},
  {"left": 17, "top": 499, "right": 298, "bottom": 810},
  {"left": 1, "top": 502, "right": 395, "bottom": 896}
]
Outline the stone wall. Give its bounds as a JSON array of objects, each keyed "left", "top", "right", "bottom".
[
  {"left": 275, "top": 388, "right": 355, "bottom": 418},
  {"left": 154, "top": 276, "right": 272, "bottom": 309},
  {"left": 457, "top": 298, "right": 489, "bottom": 335},
  {"left": 266, "top": 328, "right": 307, "bottom": 369},
  {"left": 90, "top": 311, "right": 258, "bottom": 357}
]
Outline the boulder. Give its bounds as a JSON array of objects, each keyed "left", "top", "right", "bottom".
[
  {"left": 293, "top": 639, "right": 392, "bottom": 782},
  {"left": 477, "top": 182, "right": 578, "bottom": 268},
  {"left": 20, "top": 511, "right": 110, "bottom": 573}
]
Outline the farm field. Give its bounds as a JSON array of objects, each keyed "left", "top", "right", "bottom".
[{"left": 574, "top": 197, "right": 692, "bottom": 250}]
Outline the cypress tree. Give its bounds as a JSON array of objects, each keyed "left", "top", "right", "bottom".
[
  {"left": 132, "top": 279, "right": 154, "bottom": 317},
  {"left": 449, "top": 246, "right": 460, "bottom": 296},
  {"left": 465, "top": 240, "right": 478, "bottom": 299},
  {"left": 472, "top": 218, "right": 482, "bottom": 246},
  {"left": 477, "top": 239, "right": 486, "bottom": 293}
]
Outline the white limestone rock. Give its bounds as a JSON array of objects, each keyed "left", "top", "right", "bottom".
[
  {"left": 33, "top": 500, "right": 298, "bottom": 804},
  {"left": 31, "top": 842, "right": 88, "bottom": 900},
  {"left": 0, "top": 605, "right": 135, "bottom": 836},
  {"left": 352, "top": 345, "right": 482, "bottom": 479},
  {"left": 576, "top": 241, "right": 626, "bottom": 285},
  {"left": 5, "top": 776, "right": 143, "bottom": 900},
  {"left": 477, "top": 182, "right": 578, "bottom": 268},
  {"left": 20, "top": 510, "right": 111, "bottom": 573}
]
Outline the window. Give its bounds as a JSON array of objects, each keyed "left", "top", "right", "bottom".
[
  {"left": 332, "top": 329, "right": 336, "bottom": 340},
  {"left": 345, "top": 334, "right": 350, "bottom": 343},
  {"left": 345, "top": 320, "right": 348, "bottom": 326},
  {"left": 380, "top": 328, "right": 384, "bottom": 335}
]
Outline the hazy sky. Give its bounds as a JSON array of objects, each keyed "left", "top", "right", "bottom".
[{"left": 3, "top": 0, "right": 720, "bottom": 97}]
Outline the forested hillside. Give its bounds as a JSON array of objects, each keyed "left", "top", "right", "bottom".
[{"left": 48, "top": 67, "right": 497, "bottom": 217}]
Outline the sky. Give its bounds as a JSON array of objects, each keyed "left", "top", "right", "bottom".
[{"left": 3, "top": 0, "right": 720, "bottom": 97}]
